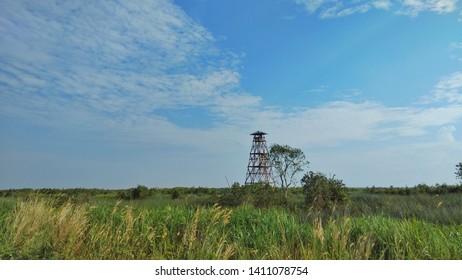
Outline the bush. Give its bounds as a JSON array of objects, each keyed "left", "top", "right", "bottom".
[
  {"left": 248, "top": 184, "right": 287, "bottom": 208},
  {"left": 171, "top": 190, "right": 180, "bottom": 200},
  {"left": 301, "top": 171, "right": 349, "bottom": 209},
  {"left": 218, "top": 183, "right": 287, "bottom": 208},
  {"left": 118, "top": 185, "right": 150, "bottom": 200},
  {"left": 218, "top": 182, "right": 245, "bottom": 207}
]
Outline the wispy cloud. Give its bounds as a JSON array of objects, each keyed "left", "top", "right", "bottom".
[
  {"left": 244, "top": 68, "right": 462, "bottom": 149},
  {"left": 400, "top": 0, "right": 459, "bottom": 16},
  {"left": 373, "top": 0, "right": 393, "bottom": 10},
  {"left": 305, "top": 85, "right": 329, "bottom": 94},
  {"left": 1, "top": 0, "right": 462, "bottom": 187},
  {"left": 282, "top": 15, "right": 297, "bottom": 20},
  {"left": 424, "top": 72, "right": 462, "bottom": 104},
  {"left": 294, "top": 0, "right": 331, "bottom": 14},
  {"left": 437, "top": 125, "right": 457, "bottom": 142},
  {"left": 2, "top": 0, "right": 462, "bottom": 150},
  {"left": 294, "top": 0, "right": 459, "bottom": 18},
  {"left": 294, "top": 0, "right": 374, "bottom": 18},
  {"left": 450, "top": 42, "right": 462, "bottom": 49},
  {"left": 252, "top": 100, "right": 462, "bottom": 148},
  {"left": 450, "top": 42, "right": 462, "bottom": 62},
  {"left": 0, "top": 0, "right": 259, "bottom": 149}
]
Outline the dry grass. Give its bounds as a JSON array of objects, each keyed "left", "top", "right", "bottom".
[
  {"left": 1, "top": 198, "right": 462, "bottom": 259},
  {"left": 7, "top": 198, "right": 87, "bottom": 259}
]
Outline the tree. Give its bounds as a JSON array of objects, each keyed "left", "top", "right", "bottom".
[
  {"left": 456, "top": 162, "right": 462, "bottom": 182},
  {"left": 269, "top": 144, "right": 309, "bottom": 197},
  {"left": 131, "top": 184, "right": 149, "bottom": 199},
  {"left": 171, "top": 189, "right": 180, "bottom": 200},
  {"left": 301, "top": 171, "right": 348, "bottom": 209}
]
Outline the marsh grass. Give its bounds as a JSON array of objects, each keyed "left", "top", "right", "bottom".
[
  {"left": 2, "top": 198, "right": 87, "bottom": 259},
  {"left": 1, "top": 197, "right": 462, "bottom": 260},
  {"left": 348, "top": 192, "right": 462, "bottom": 224}
]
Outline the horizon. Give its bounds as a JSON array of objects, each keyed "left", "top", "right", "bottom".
[
  {"left": 1, "top": 0, "right": 462, "bottom": 189},
  {"left": 0, "top": 182, "right": 461, "bottom": 191}
]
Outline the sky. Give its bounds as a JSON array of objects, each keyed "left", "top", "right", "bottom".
[{"left": 1, "top": 0, "right": 462, "bottom": 189}]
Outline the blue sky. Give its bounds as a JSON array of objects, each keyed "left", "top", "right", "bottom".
[{"left": 1, "top": 0, "right": 462, "bottom": 189}]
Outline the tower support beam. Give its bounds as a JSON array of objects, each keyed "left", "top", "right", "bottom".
[{"left": 245, "top": 131, "right": 274, "bottom": 186}]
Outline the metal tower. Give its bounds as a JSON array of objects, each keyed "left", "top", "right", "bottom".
[{"left": 245, "top": 131, "right": 274, "bottom": 185}]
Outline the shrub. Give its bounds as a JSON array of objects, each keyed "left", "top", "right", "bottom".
[
  {"left": 301, "top": 171, "right": 349, "bottom": 209},
  {"left": 218, "top": 182, "right": 245, "bottom": 207},
  {"left": 248, "top": 183, "right": 287, "bottom": 208},
  {"left": 171, "top": 190, "right": 180, "bottom": 200},
  {"left": 218, "top": 183, "right": 287, "bottom": 208},
  {"left": 118, "top": 185, "right": 150, "bottom": 200}
]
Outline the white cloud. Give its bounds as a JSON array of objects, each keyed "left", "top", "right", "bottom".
[
  {"left": 294, "top": 0, "right": 459, "bottom": 18},
  {"left": 373, "top": 0, "right": 392, "bottom": 10},
  {"left": 450, "top": 42, "right": 462, "bottom": 49},
  {"left": 429, "top": 72, "right": 462, "bottom": 103},
  {"left": 400, "top": 0, "right": 459, "bottom": 16},
  {"left": 437, "top": 125, "right": 456, "bottom": 142},
  {"left": 294, "top": 1, "right": 374, "bottom": 19},
  {"left": 294, "top": 0, "right": 333, "bottom": 14},
  {"left": 450, "top": 42, "right": 462, "bottom": 62},
  {"left": 320, "top": 4, "right": 371, "bottom": 18},
  {"left": 2, "top": 0, "right": 462, "bottom": 188},
  {"left": 255, "top": 78, "right": 462, "bottom": 146},
  {"left": 226, "top": 90, "right": 461, "bottom": 149},
  {"left": 0, "top": 0, "right": 258, "bottom": 145},
  {"left": 305, "top": 85, "right": 329, "bottom": 94},
  {"left": 3, "top": 0, "right": 461, "bottom": 150}
]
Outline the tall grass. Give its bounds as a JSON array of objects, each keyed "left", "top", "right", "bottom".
[
  {"left": 1, "top": 198, "right": 87, "bottom": 259},
  {"left": 348, "top": 192, "right": 462, "bottom": 224},
  {"left": 1, "top": 198, "right": 462, "bottom": 259}
]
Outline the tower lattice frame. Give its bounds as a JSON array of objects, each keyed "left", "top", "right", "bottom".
[{"left": 245, "top": 131, "right": 274, "bottom": 186}]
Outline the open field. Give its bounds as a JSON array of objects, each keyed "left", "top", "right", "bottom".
[{"left": 1, "top": 185, "right": 462, "bottom": 259}]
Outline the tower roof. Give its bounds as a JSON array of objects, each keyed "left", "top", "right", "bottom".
[{"left": 250, "top": 131, "right": 267, "bottom": 136}]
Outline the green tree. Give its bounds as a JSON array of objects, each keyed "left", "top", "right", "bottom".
[
  {"left": 171, "top": 189, "right": 180, "bottom": 200},
  {"left": 269, "top": 144, "right": 309, "bottom": 197},
  {"left": 456, "top": 162, "right": 462, "bottom": 182},
  {"left": 301, "top": 171, "right": 348, "bottom": 209},
  {"left": 131, "top": 185, "right": 149, "bottom": 199}
]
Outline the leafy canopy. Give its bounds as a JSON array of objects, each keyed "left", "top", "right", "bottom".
[
  {"left": 269, "top": 144, "right": 309, "bottom": 192},
  {"left": 456, "top": 162, "right": 462, "bottom": 182},
  {"left": 301, "top": 171, "right": 349, "bottom": 209}
]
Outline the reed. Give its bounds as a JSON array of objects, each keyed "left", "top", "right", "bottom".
[{"left": 1, "top": 198, "right": 462, "bottom": 259}]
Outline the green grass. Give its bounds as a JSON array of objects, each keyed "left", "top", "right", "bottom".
[
  {"left": 348, "top": 192, "right": 462, "bottom": 224},
  {"left": 1, "top": 195, "right": 462, "bottom": 260}
]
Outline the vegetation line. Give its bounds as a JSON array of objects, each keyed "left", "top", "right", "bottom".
[{"left": 1, "top": 183, "right": 462, "bottom": 260}]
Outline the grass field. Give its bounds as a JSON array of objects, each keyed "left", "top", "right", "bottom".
[{"left": 1, "top": 186, "right": 462, "bottom": 260}]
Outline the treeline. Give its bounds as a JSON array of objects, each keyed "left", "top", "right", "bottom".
[
  {"left": 115, "top": 185, "right": 219, "bottom": 200},
  {"left": 0, "top": 188, "right": 110, "bottom": 198},
  {"left": 0, "top": 185, "right": 220, "bottom": 199},
  {"left": 1, "top": 182, "right": 461, "bottom": 201},
  {"left": 366, "top": 183, "right": 462, "bottom": 195}
]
